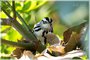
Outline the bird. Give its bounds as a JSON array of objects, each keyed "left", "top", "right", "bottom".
[
  {"left": 34, "top": 17, "right": 53, "bottom": 32},
  {"left": 33, "top": 17, "right": 53, "bottom": 45}
]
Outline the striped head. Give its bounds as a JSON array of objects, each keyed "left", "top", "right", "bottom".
[
  {"left": 42, "top": 17, "right": 53, "bottom": 24},
  {"left": 41, "top": 17, "right": 53, "bottom": 32}
]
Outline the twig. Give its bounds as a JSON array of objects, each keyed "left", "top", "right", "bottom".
[
  {"left": 1, "top": 5, "right": 36, "bottom": 41},
  {"left": 6, "top": 2, "right": 32, "bottom": 31},
  {"left": 5, "top": 1, "right": 37, "bottom": 39},
  {"left": 12, "top": 1, "right": 16, "bottom": 20},
  {"left": 1, "top": 38, "right": 46, "bottom": 53},
  {"left": 1, "top": 18, "right": 46, "bottom": 52},
  {"left": 1, "top": 39, "right": 36, "bottom": 50},
  {"left": 1, "top": 9, "right": 36, "bottom": 41},
  {"left": 1, "top": 18, "right": 11, "bottom": 25},
  {"left": 1, "top": 7, "right": 12, "bottom": 19}
]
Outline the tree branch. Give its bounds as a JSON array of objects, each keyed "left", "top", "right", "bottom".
[
  {"left": 1, "top": 18, "right": 36, "bottom": 41},
  {"left": 12, "top": 1, "right": 16, "bottom": 20},
  {"left": 5, "top": 1, "right": 37, "bottom": 39},
  {"left": 1, "top": 7, "right": 36, "bottom": 41},
  {"left": 1, "top": 2, "right": 46, "bottom": 53},
  {"left": 1, "top": 39, "right": 46, "bottom": 53},
  {"left": 1, "top": 39, "right": 36, "bottom": 50},
  {"left": 1, "top": 7, "right": 12, "bottom": 19},
  {"left": 1, "top": 18, "right": 11, "bottom": 25}
]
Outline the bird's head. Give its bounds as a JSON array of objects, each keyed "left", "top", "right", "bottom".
[{"left": 41, "top": 17, "right": 53, "bottom": 32}]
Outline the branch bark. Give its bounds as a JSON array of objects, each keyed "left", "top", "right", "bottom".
[
  {"left": 1, "top": 39, "right": 46, "bottom": 53},
  {"left": 1, "top": 18, "right": 11, "bottom": 25},
  {"left": 12, "top": 1, "right": 16, "bottom": 20},
  {"left": 1, "top": 39, "right": 35, "bottom": 50},
  {"left": 5, "top": 1, "right": 34, "bottom": 34}
]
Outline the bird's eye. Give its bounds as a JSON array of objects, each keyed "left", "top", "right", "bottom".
[{"left": 43, "top": 21, "right": 48, "bottom": 24}]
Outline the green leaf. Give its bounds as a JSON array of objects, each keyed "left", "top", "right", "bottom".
[
  {"left": 0, "top": 26, "right": 10, "bottom": 32},
  {"left": 1, "top": 1, "right": 11, "bottom": 14},
  {"left": 23, "top": 13, "right": 31, "bottom": 24},
  {"left": 15, "top": 2, "right": 21, "bottom": 6},
  {"left": 1, "top": 44, "right": 9, "bottom": 54},
  {"left": 22, "top": 1, "right": 31, "bottom": 12},
  {"left": 2, "top": 27, "right": 22, "bottom": 42},
  {"left": 15, "top": 2, "right": 22, "bottom": 11}
]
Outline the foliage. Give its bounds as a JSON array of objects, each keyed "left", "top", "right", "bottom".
[{"left": 1, "top": 0, "right": 49, "bottom": 56}]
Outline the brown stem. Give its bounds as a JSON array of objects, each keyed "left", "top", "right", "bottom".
[
  {"left": 12, "top": 1, "right": 16, "bottom": 20},
  {"left": 1, "top": 39, "right": 36, "bottom": 50},
  {"left": 1, "top": 39, "right": 46, "bottom": 53},
  {"left": 1, "top": 7, "right": 12, "bottom": 19},
  {"left": 1, "top": 18, "right": 11, "bottom": 25}
]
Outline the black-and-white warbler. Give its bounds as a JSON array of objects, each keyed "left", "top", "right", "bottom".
[{"left": 33, "top": 17, "right": 53, "bottom": 45}]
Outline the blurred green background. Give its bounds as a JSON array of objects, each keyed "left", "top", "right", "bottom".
[{"left": 0, "top": 0, "right": 89, "bottom": 59}]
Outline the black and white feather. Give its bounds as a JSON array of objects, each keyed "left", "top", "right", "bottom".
[{"left": 33, "top": 17, "right": 53, "bottom": 45}]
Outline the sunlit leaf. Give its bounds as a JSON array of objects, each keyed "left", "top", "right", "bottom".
[
  {"left": 81, "top": 55, "right": 88, "bottom": 60},
  {"left": 7, "top": 47, "right": 15, "bottom": 54},
  {"left": 22, "top": 1, "right": 31, "bottom": 12},
  {"left": 0, "top": 26, "right": 10, "bottom": 32},
  {"left": 22, "top": 13, "right": 31, "bottom": 24},
  {"left": 0, "top": 11, "right": 8, "bottom": 18},
  {"left": 15, "top": 2, "right": 22, "bottom": 11},
  {"left": 1, "top": 1, "right": 12, "bottom": 15},
  {"left": 36, "top": 1, "right": 47, "bottom": 9},
  {"left": 1, "top": 44, "right": 8, "bottom": 54},
  {"left": 2, "top": 27, "right": 22, "bottom": 42}
]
